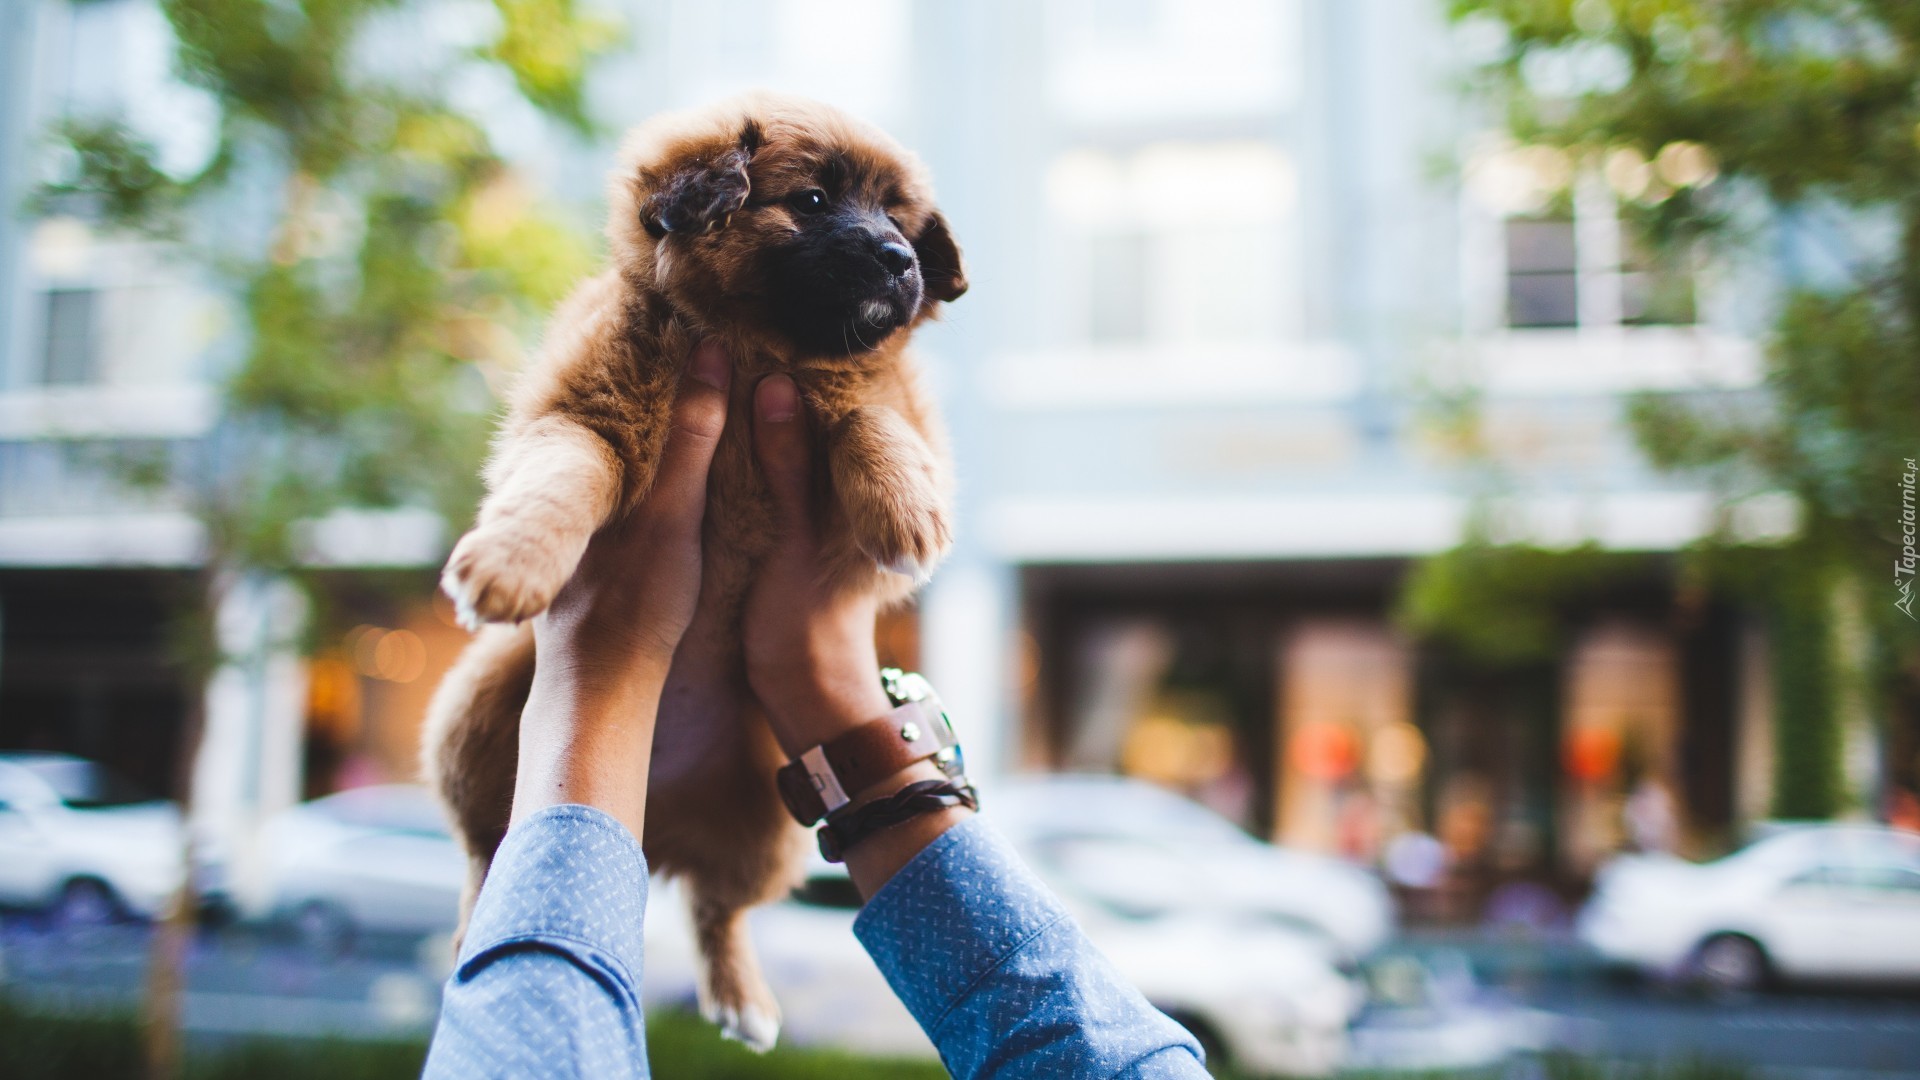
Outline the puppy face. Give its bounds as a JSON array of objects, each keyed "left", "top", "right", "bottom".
[{"left": 610, "top": 95, "right": 967, "bottom": 358}]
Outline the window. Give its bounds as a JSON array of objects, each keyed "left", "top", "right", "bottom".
[
  {"left": 1048, "top": 141, "right": 1296, "bottom": 347},
  {"left": 1505, "top": 218, "right": 1578, "bottom": 328},
  {"left": 1502, "top": 213, "right": 1696, "bottom": 330},
  {"left": 41, "top": 289, "right": 99, "bottom": 385},
  {"left": 1855, "top": 866, "right": 1920, "bottom": 894},
  {"left": 1088, "top": 231, "right": 1151, "bottom": 343}
]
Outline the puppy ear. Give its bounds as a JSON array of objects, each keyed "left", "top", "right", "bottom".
[
  {"left": 914, "top": 209, "right": 968, "bottom": 303},
  {"left": 642, "top": 121, "right": 761, "bottom": 238}
]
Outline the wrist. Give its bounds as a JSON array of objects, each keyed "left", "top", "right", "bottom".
[
  {"left": 533, "top": 610, "right": 677, "bottom": 707},
  {"left": 841, "top": 758, "right": 947, "bottom": 812},
  {"left": 757, "top": 662, "right": 893, "bottom": 755}
]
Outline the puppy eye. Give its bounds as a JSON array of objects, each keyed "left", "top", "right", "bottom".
[{"left": 789, "top": 188, "right": 829, "bottom": 214}]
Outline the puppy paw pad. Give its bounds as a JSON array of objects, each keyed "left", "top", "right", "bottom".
[{"left": 440, "top": 530, "right": 566, "bottom": 626}]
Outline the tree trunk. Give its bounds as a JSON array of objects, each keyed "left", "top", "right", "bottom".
[{"left": 141, "top": 569, "right": 222, "bottom": 1080}]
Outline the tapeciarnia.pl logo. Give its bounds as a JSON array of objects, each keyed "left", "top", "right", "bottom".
[{"left": 1900, "top": 457, "right": 1918, "bottom": 620}]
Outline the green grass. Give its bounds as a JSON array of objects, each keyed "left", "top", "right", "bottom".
[
  {"left": 645, "top": 1009, "right": 948, "bottom": 1079},
  {"left": 0, "top": 997, "right": 949, "bottom": 1080},
  {"left": 0, "top": 997, "right": 1768, "bottom": 1080}
]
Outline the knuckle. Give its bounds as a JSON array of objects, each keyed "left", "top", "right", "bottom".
[{"left": 674, "top": 398, "right": 728, "bottom": 444}]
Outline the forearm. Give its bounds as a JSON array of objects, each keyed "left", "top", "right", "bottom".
[{"left": 512, "top": 658, "right": 665, "bottom": 841}]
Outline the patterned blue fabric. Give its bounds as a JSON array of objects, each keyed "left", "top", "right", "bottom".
[
  {"left": 423, "top": 804, "right": 1207, "bottom": 1079},
  {"left": 423, "top": 804, "right": 651, "bottom": 1079},
  {"left": 855, "top": 816, "right": 1207, "bottom": 1079}
]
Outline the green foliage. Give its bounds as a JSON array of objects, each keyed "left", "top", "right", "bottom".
[
  {"left": 644, "top": 1009, "right": 949, "bottom": 1080},
  {"left": 1452, "top": 1, "right": 1920, "bottom": 204},
  {"left": 1445, "top": 0, "right": 1920, "bottom": 811},
  {"left": 481, "top": 0, "right": 625, "bottom": 132},
  {"left": 1399, "top": 541, "right": 1652, "bottom": 665},
  {"left": 0, "top": 999, "right": 950, "bottom": 1080},
  {"left": 32, "top": 119, "right": 192, "bottom": 231},
  {"left": 1536, "top": 1052, "right": 1756, "bottom": 1080},
  {"left": 1767, "top": 565, "right": 1845, "bottom": 817},
  {"left": 1448, "top": 0, "right": 1920, "bottom": 534},
  {"left": 38, "top": 0, "right": 614, "bottom": 581}
]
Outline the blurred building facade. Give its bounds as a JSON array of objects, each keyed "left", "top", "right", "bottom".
[
  {"left": 905, "top": 0, "right": 1782, "bottom": 902},
  {"left": 0, "top": 0, "right": 1787, "bottom": 904},
  {"left": 0, "top": 0, "right": 217, "bottom": 802},
  {"left": 0, "top": 0, "right": 459, "bottom": 877}
]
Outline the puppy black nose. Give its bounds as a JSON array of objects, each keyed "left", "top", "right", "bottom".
[{"left": 877, "top": 241, "right": 915, "bottom": 276}]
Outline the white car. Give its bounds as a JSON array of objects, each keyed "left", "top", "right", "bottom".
[
  {"left": 645, "top": 868, "right": 1359, "bottom": 1078},
  {"left": 248, "top": 784, "right": 466, "bottom": 952},
  {"left": 1579, "top": 823, "right": 1920, "bottom": 991},
  {"left": 644, "top": 782, "right": 1372, "bottom": 1077},
  {"left": 0, "top": 752, "right": 184, "bottom": 923},
  {"left": 993, "top": 775, "right": 1394, "bottom": 960}
]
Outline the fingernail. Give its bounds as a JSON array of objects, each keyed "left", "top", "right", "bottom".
[
  {"left": 690, "top": 341, "right": 730, "bottom": 389},
  {"left": 757, "top": 374, "right": 798, "bottom": 422}
]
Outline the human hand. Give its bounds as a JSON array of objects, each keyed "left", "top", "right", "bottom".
[
  {"left": 511, "top": 340, "right": 731, "bottom": 841},
  {"left": 740, "top": 373, "right": 896, "bottom": 755},
  {"left": 742, "top": 375, "right": 968, "bottom": 895}
]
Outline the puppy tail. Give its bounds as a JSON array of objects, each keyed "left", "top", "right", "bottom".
[{"left": 420, "top": 622, "right": 535, "bottom": 949}]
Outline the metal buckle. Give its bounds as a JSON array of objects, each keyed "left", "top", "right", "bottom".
[{"left": 800, "top": 744, "right": 850, "bottom": 817}]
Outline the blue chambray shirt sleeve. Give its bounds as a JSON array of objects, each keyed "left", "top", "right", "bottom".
[
  {"left": 423, "top": 804, "right": 651, "bottom": 1080},
  {"left": 853, "top": 816, "right": 1208, "bottom": 1080}
]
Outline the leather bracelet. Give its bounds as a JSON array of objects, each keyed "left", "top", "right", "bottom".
[
  {"left": 775, "top": 671, "right": 963, "bottom": 826},
  {"left": 816, "top": 778, "right": 979, "bottom": 863}
]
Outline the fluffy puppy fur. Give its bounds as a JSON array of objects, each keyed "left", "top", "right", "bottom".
[{"left": 421, "top": 93, "right": 965, "bottom": 1050}]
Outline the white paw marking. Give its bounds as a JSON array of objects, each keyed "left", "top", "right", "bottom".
[
  {"left": 880, "top": 552, "right": 934, "bottom": 585},
  {"left": 703, "top": 1002, "right": 780, "bottom": 1053},
  {"left": 440, "top": 572, "right": 484, "bottom": 632}
]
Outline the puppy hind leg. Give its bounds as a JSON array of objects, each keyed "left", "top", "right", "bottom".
[{"left": 685, "top": 878, "right": 783, "bottom": 1052}]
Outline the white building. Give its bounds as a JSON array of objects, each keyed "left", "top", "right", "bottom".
[{"left": 0, "top": 0, "right": 1780, "bottom": 890}]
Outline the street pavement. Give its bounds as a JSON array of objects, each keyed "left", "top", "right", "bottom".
[{"left": 3, "top": 915, "right": 1919, "bottom": 1076}]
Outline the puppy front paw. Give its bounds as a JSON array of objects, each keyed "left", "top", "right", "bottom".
[
  {"left": 440, "top": 526, "right": 576, "bottom": 629},
  {"left": 854, "top": 490, "right": 952, "bottom": 585}
]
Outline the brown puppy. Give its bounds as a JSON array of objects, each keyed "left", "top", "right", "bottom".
[{"left": 421, "top": 92, "right": 964, "bottom": 1049}]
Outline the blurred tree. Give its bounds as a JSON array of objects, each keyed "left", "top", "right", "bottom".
[
  {"left": 33, "top": 0, "right": 615, "bottom": 1075},
  {"left": 1431, "top": 0, "right": 1920, "bottom": 821},
  {"left": 1402, "top": 538, "right": 1652, "bottom": 667}
]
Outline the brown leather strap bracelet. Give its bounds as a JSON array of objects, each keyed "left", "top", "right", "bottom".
[
  {"left": 775, "top": 683, "right": 964, "bottom": 827},
  {"left": 816, "top": 777, "right": 979, "bottom": 862}
]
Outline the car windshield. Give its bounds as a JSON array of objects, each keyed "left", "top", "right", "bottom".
[
  {"left": 1734, "top": 826, "right": 1920, "bottom": 873},
  {"left": 995, "top": 779, "right": 1251, "bottom": 847},
  {"left": 311, "top": 785, "right": 453, "bottom": 838},
  {"left": 7, "top": 756, "right": 154, "bottom": 808}
]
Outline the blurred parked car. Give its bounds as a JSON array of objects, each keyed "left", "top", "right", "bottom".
[
  {"left": 0, "top": 752, "right": 183, "bottom": 924},
  {"left": 645, "top": 777, "right": 1377, "bottom": 1077},
  {"left": 993, "top": 775, "right": 1394, "bottom": 959},
  {"left": 646, "top": 865, "right": 1360, "bottom": 1077},
  {"left": 1346, "top": 950, "right": 1561, "bottom": 1072},
  {"left": 248, "top": 783, "right": 465, "bottom": 953},
  {"left": 1579, "top": 824, "right": 1920, "bottom": 991}
]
